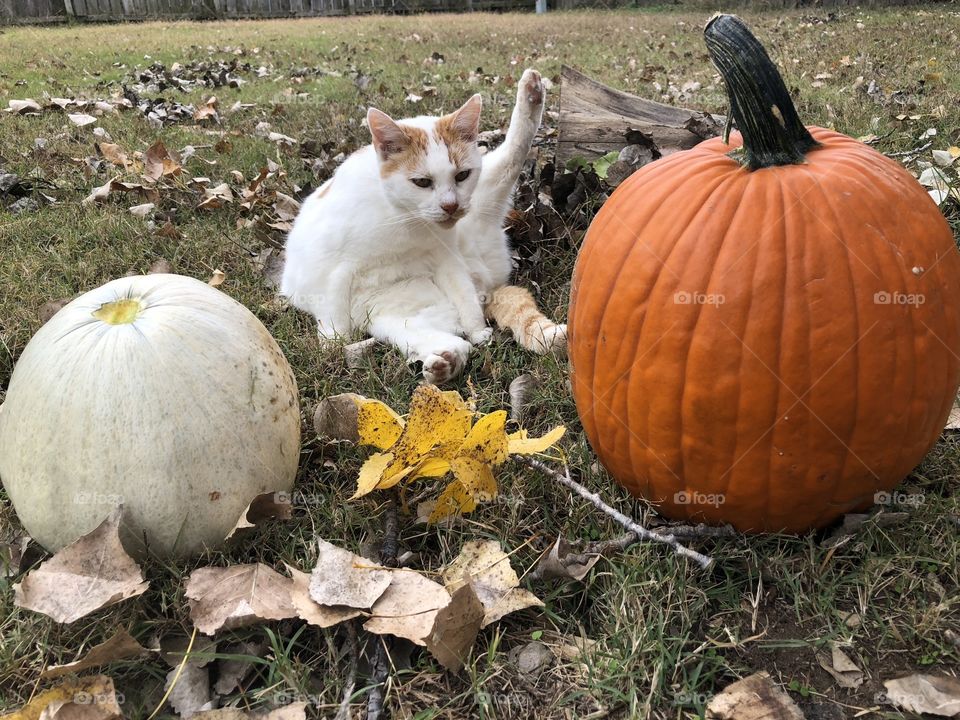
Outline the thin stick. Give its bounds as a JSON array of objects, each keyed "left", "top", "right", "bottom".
[
  {"left": 366, "top": 492, "right": 399, "bottom": 720},
  {"left": 334, "top": 622, "right": 358, "bottom": 720},
  {"left": 515, "top": 456, "right": 715, "bottom": 569}
]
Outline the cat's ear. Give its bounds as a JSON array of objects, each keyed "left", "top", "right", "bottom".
[
  {"left": 447, "top": 94, "right": 482, "bottom": 143},
  {"left": 367, "top": 108, "right": 409, "bottom": 159}
]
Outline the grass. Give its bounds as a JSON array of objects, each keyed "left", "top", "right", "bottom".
[{"left": 1, "top": 6, "right": 959, "bottom": 719}]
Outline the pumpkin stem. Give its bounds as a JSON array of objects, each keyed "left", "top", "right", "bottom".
[{"left": 704, "top": 14, "right": 819, "bottom": 170}]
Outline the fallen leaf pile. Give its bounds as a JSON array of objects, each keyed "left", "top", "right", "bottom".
[{"left": 349, "top": 385, "right": 565, "bottom": 521}]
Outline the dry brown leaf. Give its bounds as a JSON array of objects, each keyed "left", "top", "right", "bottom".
[
  {"left": 313, "top": 393, "right": 365, "bottom": 443},
  {"left": 817, "top": 643, "right": 863, "bottom": 689},
  {"left": 193, "top": 704, "right": 307, "bottom": 719},
  {"left": 1, "top": 535, "right": 30, "bottom": 578},
  {"left": 882, "top": 674, "right": 960, "bottom": 717},
  {"left": 83, "top": 175, "right": 122, "bottom": 204},
  {"left": 208, "top": 269, "right": 226, "bottom": 287},
  {"left": 129, "top": 202, "right": 156, "bottom": 218},
  {"left": 185, "top": 563, "right": 297, "bottom": 635},
  {"left": 309, "top": 539, "right": 392, "bottom": 609},
  {"left": 286, "top": 564, "right": 361, "bottom": 628},
  {"left": 273, "top": 191, "right": 300, "bottom": 221},
  {"left": 198, "top": 182, "right": 234, "bottom": 210},
  {"left": 213, "top": 640, "right": 266, "bottom": 695},
  {"left": 67, "top": 112, "right": 98, "bottom": 127},
  {"left": 534, "top": 536, "right": 600, "bottom": 582},
  {"left": 441, "top": 540, "right": 543, "bottom": 627},
  {"left": 41, "top": 629, "right": 151, "bottom": 679},
  {"left": 13, "top": 508, "right": 148, "bottom": 623},
  {"left": 423, "top": 583, "right": 484, "bottom": 672},
  {"left": 1, "top": 675, "right": 122, "bottom": 719},
  {"left": 225, "top": 491, "right": 294, "bottom": 540},
  {"left": 267, "top": 131, "right": 297, "bottom": 147},
  {"left": 706, "top": 672, "right": 805, "bottom": 719},
  {"left": 8, "top": 98, "right": 42, "bottom": 114},
  {"left": 97, "top": 142, "right": 131, "bottom": 169},
  {"left": 364, "top": 569, "right": 452, "bottom": 644},
  {"left": 165, "top": 663, "right": 213, "bottom": 717},
  {"left": 144, "top": 139, "right": 182, "bottom": 182},
  {"left": 194, "top": 96, "right": 220, "bottom": 123}
]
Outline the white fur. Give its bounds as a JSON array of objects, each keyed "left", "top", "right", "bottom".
[{"left": 281, "top": 69, "right": 545, "bottom": 383}]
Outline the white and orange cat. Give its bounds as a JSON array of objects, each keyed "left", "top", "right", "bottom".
[{"left": 281, "top": 68, "right": 566, "bottom": 384}]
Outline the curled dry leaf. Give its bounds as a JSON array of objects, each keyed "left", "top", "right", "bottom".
[
  {"left": 225, "top": 490, "right": 294, "bottom": 540},
  {"left": 144, "top": 139, "right": 183, "bottom": 182},
  {"left": 41, "top": 629, "right": 151, "bottom": 679},
  {"left": 534, "top": 536, "right": 600, "bottom": 582},
  {"left": 441, "top": 539, "right": 543, "bottom": 627},
  {"left": 208, "top": 269, "right": 226, "bottom": 287},
  {"left": 817, "top": 643, "right": 863, "bottom": 689},
  {"left": 267, "top": 131, "right": 297, "bottom": 147},
  {"left": 68, "top": 113, "right": 98, "bottom": 127},
  {"left": 165, "top": 663, "right": 214, "bottom": 718},
  {"left": 882, "top": 674, "right": 960, "bottom": 717},
  {"left": 706, "top": 672, "right": 805, "bottom": 720},
  {"left": 185, "top": 563, "right": 297, "bottom": 635},
  {"left": 13, "top": 507, "right": 149, "bottom": 624},
  {"left": 97, "top": 141, "right": 132, "bottom": 169},
  {"left": 313, "top": 392, "right": 366, "bottom": 444},
  {"left": 286, "top": 564, "right": 361, "bottom": 628},
  {"left": 508, "top": 373, "right": 538, "bottom": 423},
  {"left": 198, "top": 182, "right": 233, "bottom": 210},
  {"left": 308, "top": 539, "right": 392, "bottom": 609},
  {"left": 1, "top": 675, "right": 123, "bottom": 719},
  {"left": 194, "top": 95, "right": 220, "bottom": 123},
  {"left": 8, "top": 98, "right": 42, "bottom": 114},
  {"left": 129, "top": 202, "right": 156, "bottom": 218}
]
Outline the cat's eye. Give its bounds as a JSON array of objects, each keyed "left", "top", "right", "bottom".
[
  {"left": 455, "top": 169, "right": 472, "bottom": 183},
  {"left": 411, "top": 177, "right": 433, "bottom": 188}
]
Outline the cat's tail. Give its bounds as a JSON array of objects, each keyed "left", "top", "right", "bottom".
[{"left": 485, "top": 285, "right": 567, "bottom": 356}]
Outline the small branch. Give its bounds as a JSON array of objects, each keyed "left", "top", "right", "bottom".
[
  {"left": 367, "top": 492, "right": 399, "bottom": 720},
  {"left": 885, "top": 141, "right": 933, "bottom": 159},
  {"left": 515, "top": 456, "right": 716, "bottom": 569},
  {"left": 334, "top": 622, "right": 358, "bottom": 720}
]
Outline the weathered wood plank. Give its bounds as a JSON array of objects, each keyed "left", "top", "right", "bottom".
[{"left": 556, "top": 64, "right": 726, "bottom": 167}]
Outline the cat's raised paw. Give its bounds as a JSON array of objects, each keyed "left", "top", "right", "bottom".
[
  {"left": 422, "top": 348, "right": 467, "bottom": 385},
  {"left": 519, "top": 69, "right": 544, "bottom": 107}
]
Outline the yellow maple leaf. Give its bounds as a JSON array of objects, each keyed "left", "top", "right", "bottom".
[
  {"left": 356, "top": 398, "right": 404, "bottom": 450},
  {"left": 507, "top": 426, "right": 566, "bottom": 455},
  {"left": 351, "top": 388, "right": 566, "bottom": 519}
]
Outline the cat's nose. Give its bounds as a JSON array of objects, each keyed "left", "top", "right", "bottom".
[{"left": 441, "top": 201, "right": 459, "bottom": 216}]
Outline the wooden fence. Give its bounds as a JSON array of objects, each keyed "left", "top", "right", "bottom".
[{"left": 0, "top": 0, "right": 951, "bottom": 23}]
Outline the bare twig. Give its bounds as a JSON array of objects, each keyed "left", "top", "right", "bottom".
[
  {"left": 334, "top": 622, "right": 358, "bottom": 720},
  {"left": 367, "top": 492, "right": 399, "bottom": 720},
  {"left": 885, "top": 141, "right": 933, "bottom": 159},
  {"left": 515, "top": 456, "right": 716, "bottom": 569}
]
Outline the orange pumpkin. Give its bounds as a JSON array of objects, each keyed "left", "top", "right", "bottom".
[{"left": 568, "top": 15, "right": 960, "bottom": 533}]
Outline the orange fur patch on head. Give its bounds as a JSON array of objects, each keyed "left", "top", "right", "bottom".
[
  {"left": 378, "top": 124, "right": 429, "bottom": 177},
  {"left": 435, "top": 94, "right": 482, "bottom": 168}
]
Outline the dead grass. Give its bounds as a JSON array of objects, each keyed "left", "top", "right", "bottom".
[{"left": 1, "top": 6, "right": 959, "bottom": 719}]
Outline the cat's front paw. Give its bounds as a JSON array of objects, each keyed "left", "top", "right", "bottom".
[
  {"left": 468, "top": 326, "right": 493, "bottom": 346},
  {"left": 422, "top": 345, "right": 470, "bottom": 385},
  {"left": 518, "top": 69, "right": 545, "bottom": 109}
]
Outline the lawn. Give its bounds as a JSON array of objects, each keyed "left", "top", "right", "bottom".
[{"left": 1, "top": 5, "right": 959, "bottom": 719}]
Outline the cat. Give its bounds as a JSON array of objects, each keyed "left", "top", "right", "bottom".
[{"left": 280, "top": 68, "right": 566, "bottom": 384}]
